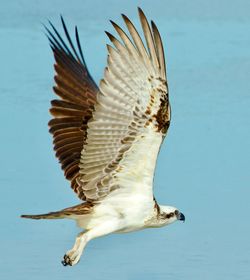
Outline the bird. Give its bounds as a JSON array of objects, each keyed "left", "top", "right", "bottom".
[{"left": 21, "top": 7, "right": 185, "bottom": 266}]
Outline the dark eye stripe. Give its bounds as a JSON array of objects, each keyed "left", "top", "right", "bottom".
[{"left": 165, "top": 212, "right": 174, "bottom": 219}]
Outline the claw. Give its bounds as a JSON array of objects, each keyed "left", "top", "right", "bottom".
[
  {"left": 61, "top": 259, "right": 67, "bottom": 266},
  {"left": 62, "top": 254, "right": 72, "bottom": 266}
]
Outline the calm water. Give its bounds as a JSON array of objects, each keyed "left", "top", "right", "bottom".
[{"left": 1, "top": 1, "right": 250, "bottom": 279}]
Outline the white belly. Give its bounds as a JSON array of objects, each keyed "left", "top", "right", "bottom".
[{"left": 76, "top": 192, "right": 156, "bottom": 232}]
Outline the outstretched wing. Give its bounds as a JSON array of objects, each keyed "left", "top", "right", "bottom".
[
  {"left": 76, "top": 8, "right": 171, "bottom": 202},
  {"left": 46, "top": 17, "right": 98, "bottom": 197}
]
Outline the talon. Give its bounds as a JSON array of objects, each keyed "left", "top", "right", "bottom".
[{"left": 62, "top": 254, "right": 72, "bottom": 266}]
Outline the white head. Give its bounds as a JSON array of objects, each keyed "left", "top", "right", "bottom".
[{"left": 158, "top": 205, "right": 185, "bottom": 226}]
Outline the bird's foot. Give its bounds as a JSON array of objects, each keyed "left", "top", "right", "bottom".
[
  {"left": 61, "top": 231, "right": 87, "bottom": 267},
  {"left": 61, "top": 249, "right": 82, "bottom": 266}
]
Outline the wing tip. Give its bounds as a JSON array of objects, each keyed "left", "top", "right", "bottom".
[
  {"left": 105, "top": 30, "right": 115, "bottom": 42},
  {"left": 137, "top": 7, "right": 145, "bottom": 19}
]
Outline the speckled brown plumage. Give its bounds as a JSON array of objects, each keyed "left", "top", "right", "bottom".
[{"left": 154, "top": 94, "right": 170, "bottom": 134}]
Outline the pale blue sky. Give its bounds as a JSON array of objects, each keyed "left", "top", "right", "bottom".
[{"left": 0, "top": 1, "right": 249, "bottom": 279}]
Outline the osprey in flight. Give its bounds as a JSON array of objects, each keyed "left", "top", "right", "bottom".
[{"left": 21, "top": 8, "right": 185, "bottom": 266}]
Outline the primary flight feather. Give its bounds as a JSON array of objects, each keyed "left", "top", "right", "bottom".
[{"left": 21, "top": 8, "right": 185, "bottom": 266}]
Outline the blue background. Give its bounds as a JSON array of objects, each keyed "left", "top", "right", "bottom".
[{"left": 1, "top": 0, "right": 249, "bottom": 279}]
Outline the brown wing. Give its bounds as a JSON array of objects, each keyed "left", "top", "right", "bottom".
[{"left": 45, "top": 17, "right": 98, "bottom": 198}]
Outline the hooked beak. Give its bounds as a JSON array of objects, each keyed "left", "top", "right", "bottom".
[{"left": 178, "top": 212, "right": 185, "bottom": 222}]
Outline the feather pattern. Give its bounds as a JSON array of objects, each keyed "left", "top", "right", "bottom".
[
  {"left": 76, "top": 9, "right": 170, "bottom": 202},
  {"left": 47, "top": 8, "right": 170, "bottom": 203}
]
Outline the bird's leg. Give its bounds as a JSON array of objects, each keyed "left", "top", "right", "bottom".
[
  {"left": 62, "top": 231, "right": 86, "bottom": 266},
  {"left": 62, "top": 220, "right": 120, "bottom": 266}
]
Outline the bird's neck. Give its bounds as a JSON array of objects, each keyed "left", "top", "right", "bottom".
[{"left": 144, "top": 202, "right": 166, "bottom": 228}]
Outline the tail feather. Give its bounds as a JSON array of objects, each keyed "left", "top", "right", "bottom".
[
  {"left": 21, "top": 202, "right": 93, "bottom": 220},
  {"left": 21, "top": 211, "right": 66, "bottom": 220}
]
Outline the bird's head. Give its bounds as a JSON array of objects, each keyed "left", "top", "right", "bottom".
[{"left": 158, "top": 205, "right": 185, "bottom": 226}]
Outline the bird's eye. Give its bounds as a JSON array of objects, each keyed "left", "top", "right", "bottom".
[{"left": 174, "top": 210, "right": 179, "bottom": 216}]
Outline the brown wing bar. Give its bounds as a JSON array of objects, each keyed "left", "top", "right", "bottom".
[{"left": 45, "top": 17, "right": 98, "bottom": 198}]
